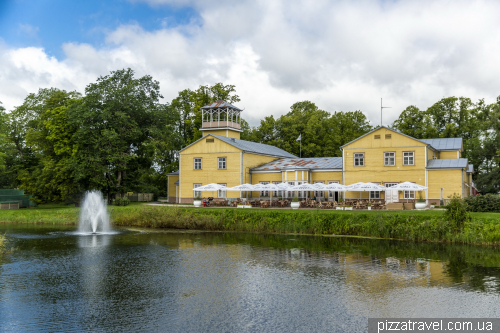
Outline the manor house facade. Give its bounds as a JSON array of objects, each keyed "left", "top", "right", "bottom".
[{"left": 167, "top": 101, "right": 473, "bottom": 206}]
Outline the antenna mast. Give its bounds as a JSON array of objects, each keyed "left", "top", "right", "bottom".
[{"left": 381, "top": 98, "right": 391, "bottom": 126}]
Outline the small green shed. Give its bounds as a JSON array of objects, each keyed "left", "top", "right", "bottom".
[{"left": 0, "top": 189, "right": 36, "bottom": 208}]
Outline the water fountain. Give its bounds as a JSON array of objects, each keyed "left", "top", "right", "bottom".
[{"left": 78, "top": 190, "right": 111, "bottom": 234}]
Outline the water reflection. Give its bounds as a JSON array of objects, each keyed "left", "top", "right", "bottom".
[
  {"left": 77, "top": 234, "right": 112, "bottom": 248},
  {"left": 1, "top": 226, "right": 500, "bottom": 332}
]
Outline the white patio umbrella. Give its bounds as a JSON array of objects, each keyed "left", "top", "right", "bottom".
[
  {"left": 261, "top": 183, "right": 282, "bottom": 205},
  {"left": 347, "top": 182, "right": 386, "bottom": 201},
  {"left": 273, "top": 182, "right": 291, "bottom": 199},
  {"left": 344, "top": 182, "right": 365, "bottom": 201},
  {"left": 227, "top": 183, "right": 256, "bottom": 201},
  {"left": 388, "top": 182, "right": 428, "bottom": 202},
  {"left": 389, "top": 182, "right": 427, "bottom": 190},
  {"left": 192, "top": 183, "right": 229, "bottom": 199},
  {"left": 311, "top": 183, "right": 330, "bottom": 201},
  {"left": 322, "top": 183, "right": 347, "bottom": 202},
  {"left": 274, "top": 182, "right": 291, "bottom": 190},
  {"left": 289, "top": 183, "right": 319, "bottom": 200},
  {"left": 312, "top": 183, "right": 329, "bottom": 190},
  {"left": 323, "top": 183, "right": 347, "bottom": 191},
  {"left": 345, "top": 182, "right": 366, "bottom": 190},
  {"left": 251, "top": 183, "right": 270, "bottom": 201}
]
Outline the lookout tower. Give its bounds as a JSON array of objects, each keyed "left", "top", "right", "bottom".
[{"left": 201, "top": 100, "right": 242, "bottom": 139}]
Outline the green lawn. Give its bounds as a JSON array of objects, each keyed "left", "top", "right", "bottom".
[{"left": 1, "top": 203, "right": 500, "bottom": 225}]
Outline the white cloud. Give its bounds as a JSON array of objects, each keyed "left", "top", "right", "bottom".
[{"left": 1, "top": 0, "right": 500, "bottom": 127}]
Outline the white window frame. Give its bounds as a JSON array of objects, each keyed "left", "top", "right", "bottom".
[
  {"left": 259, "top": 181, "right": 269, "bottom": 197},
  {"left": 217, "top": 183, "right": 227, "bottom": 198},
  {"left": 384, "top": 152, "right": 395, "bottom": 166},
  {"left": 218, "top": 157, "right": 226, "bottom": 169},
  {"left": 194, "top": 158, "right": 202, "bottom": 170},
  {"left": 404, "top": 190, "right": 415, "bottom": 199},
  {"left": 403, "top": 151, "right": 414, "bottom": 166},
  {"left": 354, "top": 153, "right": 364, "bottom": 166},
  {"left": 370, "top": 191, "right": 381, "bottom": 199},
  {"left": 193, "top": 183, "right": 202, "bottom": 197}
]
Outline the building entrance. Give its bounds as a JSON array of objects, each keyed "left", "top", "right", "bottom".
[{"left": 385, "top": 183, "right": 399, "bottom": 203}]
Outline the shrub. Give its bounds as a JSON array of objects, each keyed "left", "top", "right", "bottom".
[
  {"left": 292, "top": 195, "right": 299, "bottom": 202},
  {"left": 114, "top": 197, "right": 130, "bottom": 206},
  {"left": 445, "top": 194, "right": 470, "bottom": 232},
  {"left": 464, "top": 194, "right": 500, "bottom": 212}
]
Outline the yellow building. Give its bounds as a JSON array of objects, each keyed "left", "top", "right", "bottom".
[
  {"left": 167, "top": 101, "right": 473, "bottom": 205},
  {"left": 341, "top": 126, "right": 473, "bottom": 204}
]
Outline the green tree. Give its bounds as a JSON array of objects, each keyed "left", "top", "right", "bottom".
[
  {"left": 326, "top": 110, "right": 373, "bottom": 157},
  {"left": 273, "top": 101, "right": 330, "bottom": 157},
  {"left": 0, "top": 102, "right": 7, "bottom": 171},
  {"left": 12, "top": 89, "right": 82, "bottom": 202},
  {"left": 246, "top": 101, "right": 372, "bottom": 158},
  {"left": 69, "top": 68, "right": 171, "bottom": 201},
  {"left": 391, "top": 105, "right": 437, "bottom": 139},
  {"left": 474, "top": 96, "right": 500, "bottom": 193}
]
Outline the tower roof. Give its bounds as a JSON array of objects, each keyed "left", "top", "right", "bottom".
[{"left": 201, "top": 100, "right": 242, "bottom": 111}]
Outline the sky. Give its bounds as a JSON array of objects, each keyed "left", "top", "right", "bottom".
[{"left": 1, "top": 0, "right": 500, "bottom": 127}]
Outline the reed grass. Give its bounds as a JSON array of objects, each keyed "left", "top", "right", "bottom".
[
  {"left": 2, "top": 204, "right": 500, "bottom": 245},
  {"left": 112, "top": 206, "right": 500, "bottom": 245}
]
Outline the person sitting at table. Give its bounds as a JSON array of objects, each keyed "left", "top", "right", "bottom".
[
  {"left": 208, "top": 197, "right": 214, "bottom": 205},
  {"left": 203, "top": 198, "right": 207, "bottom": 207},
  {"left": 312, "top": 195, "right": 317, "bottom": 202}
]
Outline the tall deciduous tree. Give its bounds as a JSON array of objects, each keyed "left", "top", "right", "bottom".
[
  {"left": 69, "top": 68, "right": 171, "bottom": 201},
  {"left": 246, "top": 101, "right": 372, "bottom": 157},
  {"left": 391, "top": 105, "right": 436, "bottom": 139},
  {"left": 3, "top": 89, "right": 82, "bottom": 200}
]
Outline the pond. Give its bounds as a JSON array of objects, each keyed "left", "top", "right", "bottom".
[{"left": 1, "top": 224, "right": 500, "bottom": 332}]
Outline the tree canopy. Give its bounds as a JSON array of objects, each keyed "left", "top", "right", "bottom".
[
  {"left": 245, "top": 101, "right": 372, "bottom": 157},
  {"left": 391, "top": 95, "right": 500, "bottom": 193},
  {"left": 1, "top": 67, "right": 499, "bottom": 200}
]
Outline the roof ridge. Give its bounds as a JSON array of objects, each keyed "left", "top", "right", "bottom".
[{"left": 211, "top": 135, "right": 296, "bottom": 158}]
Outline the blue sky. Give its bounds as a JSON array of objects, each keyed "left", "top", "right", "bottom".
[
  {"left": 1, "top": 0, "right": 500, "bottom": 125},
  {"left": 0, "top": 0, "right": 198, "bottom": 59}
]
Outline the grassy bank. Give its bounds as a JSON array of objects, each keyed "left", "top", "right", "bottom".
[
  {"left": 2, "top": 204, "right": 500, "bottom": 245},
  {"left": 113, "top": 206, "right": 500, "bottom": 245}
]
